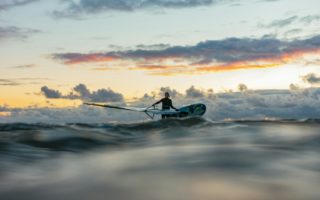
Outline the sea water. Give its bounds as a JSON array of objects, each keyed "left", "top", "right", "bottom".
[{"left": 0, "top": 118, "right": 320, "bottom": 200}]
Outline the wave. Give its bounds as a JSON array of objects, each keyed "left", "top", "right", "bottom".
[
  {"left": 0, "top": 117, "right": 207, "bottom": 132},
  {"left": 1, "top": 117, "right": 320, "bottom": 158},
  {"left": 0, "top": 118, "right": 209, "bottom": 156},
  {"left": 2, "top": 117, "right": 320, "bottom": 131},
  {"left": 1, "top": 118, "right": 320, "bottom": 200}
]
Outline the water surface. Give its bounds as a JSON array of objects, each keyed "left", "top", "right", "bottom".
[{"left": 1, "top": 118, "right": 320, "bottom": 200}]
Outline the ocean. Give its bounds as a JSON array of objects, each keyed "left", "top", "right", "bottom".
[{"left": 0, "top": 118, "right": 320, "bottom": 200}]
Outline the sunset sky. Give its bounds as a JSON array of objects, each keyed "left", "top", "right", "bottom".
[{"left": 1, "top": 0, "right": 320, "bottom": 108}]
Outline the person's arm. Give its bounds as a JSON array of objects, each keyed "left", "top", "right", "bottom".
[
  {"left": 152, "top": 98, "right": 163, "bottom": 106},
  {"left": 170, "top": 100, "right": 179, "bottom": 111}
]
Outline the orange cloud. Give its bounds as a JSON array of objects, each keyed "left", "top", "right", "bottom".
[
  {"left": 134, "top": 64, "right": 188, "bottom": 70},
  {"left": 91, "top": 67, "right": 119, "bottom": 71},
  {"left": 279, "top": 49, "right": 320, "bottom": 62},
  {"left": 52, "top": 35, "right": 320, "bottom": 75},
  {"left": 135, "top": 65, "right": 171, "bottom": 70},
  {"left": 0, "top": 111, "right": 11, "bottom": 117},
  {"left": 197, "top": 62, "right": 282, "bottom": 72},
  {"left": 131, "top": 49, "right": 320, "bottom": 75},
  {"left": 63, "top": 54, "right": 118, "bottom": 65}
]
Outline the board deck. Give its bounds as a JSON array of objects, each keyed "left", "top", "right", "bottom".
[{"left": 175, "top": 103, "right": 206, "bottom": 117}]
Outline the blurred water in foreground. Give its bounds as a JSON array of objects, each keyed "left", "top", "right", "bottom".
[{"left": 0, "top": 118, "right": 320, "bottom": 200}]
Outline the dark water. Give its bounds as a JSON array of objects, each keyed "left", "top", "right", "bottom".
[{"left": 0, "top": 118, "right": 320, "bottom": 200}]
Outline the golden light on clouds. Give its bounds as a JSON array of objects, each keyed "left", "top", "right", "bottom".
[
  {"left": 0, "top": 112, "right": 11, "bottom": 117},
  {"left": 53, "top": 43, "right": 320, "bottom": 76}
]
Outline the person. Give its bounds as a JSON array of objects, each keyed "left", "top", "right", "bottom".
[{"left": 152, "top": 92, "right": 179, "bottom": 119}]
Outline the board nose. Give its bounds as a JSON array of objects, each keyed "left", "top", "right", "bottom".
[
  {"left": 193, "top": 104, "right": 206, "bottom": 116},
  {"left": 200, "top": 104, "right": 206, "bottom": 115}
]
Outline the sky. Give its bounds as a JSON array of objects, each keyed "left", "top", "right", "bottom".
[{"left": 1, "top": 0, "right": 320, "bottom": 121}]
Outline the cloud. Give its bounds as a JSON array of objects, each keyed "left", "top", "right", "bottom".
[
  {"left": 302, "top": 73, "right": 320, "bottom": 85},
  {"left": 261, "top": 14, "right": 320, "bottom": 29},
  {"left": 300, "top": 15, "right": 320, "bottom": 24},
  {"left": 0, "top": 26, "right": 40, "bottom": 41},
  {"left": 136, "top": 44, "right": 171, "bottom": 50},
  {"left": 52, "top": 35, "right": 320, "bottom": 75},
  {"left": 159, "top": 87, "right": 182, "bottom": 98},
  {"left": 238, "top": 83, "right": 248, "bottom": 92},
  {"left": 0, "top": 79, "right": 20, "bottom": 86},
  {"left": 0, "top": 0, "right": 38, "bottom": 11},
  {"left": 10, "top": 64, "right": 36, "bottom": 69},
  {"left": 53, "top": 0, "right": 225, "bottom": 18},
  {"left": 4, "top": 85, "right": 320, "bottom": 123},
  {"left": 52, "top": 53, "right": 119, "bottom": 64},
  {"left": 41, "top": 84, "right": 124, "bottom": 102},
  {"left": 304, "top": 59, "right": 320, "bottom": 66},
  {"left": 89, "top": 89, "right": 124, "bottom": 102},
  {"left": 73, "top": 83, "right": 91, "bottom": 98},
  {"left": 284, "top": 28, "right": 302, "bottom": 37},
  {"left": 0, "top": 78, "right": 49, "bottom": 86},
  {"left": 263, "top": 16, "right": 298, "bottom": 28},
  {"left": 186, "top": 86, "right": 206, "bottom": 98},
  {"left": 41, "top": 86, "right": 63, "bottom": 99},
  {"left": 289, "top": 83, "right": 300, "bottom": 91}
]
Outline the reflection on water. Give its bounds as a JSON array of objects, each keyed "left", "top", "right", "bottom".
[{"left": 0, "top": 118, "right": 320, "bottom": 200}]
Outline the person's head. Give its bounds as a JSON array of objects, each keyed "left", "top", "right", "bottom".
[{"left": 165, "top": 92, "right": 170, "bottom": 98}]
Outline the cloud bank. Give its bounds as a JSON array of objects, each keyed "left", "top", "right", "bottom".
[
  {"left": 41, "top": 86, "right": 62, "bottom": 99},
  {"left": 3, "top": 83, "right": 320, "bottom": 123},
  {"left": 10, "top": 64, "right": 36, "bottom": 69},
  {"left": 302, "top": 73, "right": 320, "bottom": 85},
  {"left": 53, "top": 0, "right": 226, "bottom": 18},
  {"left": 41, "top": 84, "right": 124, "bottom": 102},
  {"left": 262, "top": 14, "right": 320, "bottom": 28},
  {"left": 0, "top": 79, "right": 20, "bottom": 86},
  {"left": 0, "top": 78, "right": 46, "bottom": 86},
  {"left": 52, "top": 35, "right": 320, "bottom": 75},
  {"left": 0, "top": 1, "right": 40, "bottom": 41},
  {"left": 264, "top": 16, "right": 298, "bottom": 28},
  {"left": 0, "top": 26, "right": 40, "bottom": 41},
  {"left": 0, "top": 0, "right": 38, "bottom": 11}
]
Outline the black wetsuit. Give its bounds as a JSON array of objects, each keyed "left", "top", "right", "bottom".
[{"left": 153, "top": 97, "right": 177, "bottom": 119}]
